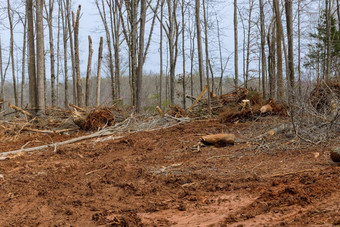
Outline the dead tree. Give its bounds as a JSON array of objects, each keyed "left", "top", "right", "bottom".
[
  {"left": 96, "top": 37, "right": 104, "bottom": 107},
  {"left": 85, "top": 36, "right": 93, "bottom": 107}
]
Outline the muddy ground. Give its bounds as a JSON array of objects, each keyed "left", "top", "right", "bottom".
[{"left": 0, "top": 116, "right": 339, "bottom": 226}]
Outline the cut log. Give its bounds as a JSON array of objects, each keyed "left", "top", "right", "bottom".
[
  {"left": 260, "top": 104, "right": 273, "bottom": 113},
  {"left": 156, "top": 106, "right": 165, "bottom": 117},
  {"left": 69, "top": 103, "right": 86, "bottom": 112},
  {"left": 201, "top": 134, "right": 235, "bottom": 147},
  {"left": 330, "top": 147, "right": 340, "bottom": 163},
  {"left": 9, "top": 103, "right": 32, "bottom": 117}
]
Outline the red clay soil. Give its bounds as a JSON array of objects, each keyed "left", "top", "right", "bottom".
[{"left": 0, "top": 117, "right": 339, "bottom": 226}]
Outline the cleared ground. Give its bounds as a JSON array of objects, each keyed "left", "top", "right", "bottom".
[{"left": 0, "top": 116, "right": 339, "bottom": 226}]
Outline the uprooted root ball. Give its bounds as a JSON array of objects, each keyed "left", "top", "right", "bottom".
[{"left": 75, "top": 108, "right": 115, "bottom": 131}]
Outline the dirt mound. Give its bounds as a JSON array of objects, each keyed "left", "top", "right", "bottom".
[
  {"left": 75, "top": 108, "right": 115, "bottom": 131},
  {"left": 310, "top": 81, "right": 340, "bottom": 113}
]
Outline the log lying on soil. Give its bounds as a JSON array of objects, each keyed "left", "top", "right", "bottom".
[{"left": 201, "top": 134, "right": 235, "bottom": 147}]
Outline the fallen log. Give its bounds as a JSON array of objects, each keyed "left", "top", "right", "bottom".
[
  {"left": 9, "top": 103, "right": 32, "bottom": 117},
  {"left": 201, "top": 134, "right": 235, "bottom": 147},
  {"left": 69, "top": 103, "right": 86, "bottom": 112}
]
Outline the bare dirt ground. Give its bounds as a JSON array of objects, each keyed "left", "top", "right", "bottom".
[{"left": 0, "top": 116, "right": 339, "bottom": 226}]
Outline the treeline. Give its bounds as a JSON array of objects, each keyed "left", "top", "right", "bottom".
[{"left": 0, "top": 0, "right": 338, "bottom": 115}]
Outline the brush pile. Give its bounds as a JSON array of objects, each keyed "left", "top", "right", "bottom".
[{"left": 310, "top": 81, "right": 340, "bottom": 114}]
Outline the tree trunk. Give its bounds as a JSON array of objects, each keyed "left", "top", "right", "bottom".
[
  {"left": 61, "top": 0, "right": 69, "bottom": 107},
  {"left": 234, "top": 0, "right": 238, "bottom": 88},
  {"left": 325, "top": 0, "right": 331, "bottom": 80},
  {"left": 285, "top": 0, "right": 294, "bottom": 101},
  {"left": 181, "top": 0, "right": 186, "bottom": 109},
  {"left": 245, "top": 0, "right": 254, "bottom": 89},
  {"left": 65, "top": 0, "right": 76, "bottom": 104},
  {"left": 27, "top": 0, "right": 37, "bottom": 111},
  {"left": 21, "top": 15, "right": 27, "bottom": 107},
  {"left": 273, "top": 0, "right": 284, "bottom": 101},
  {"left": 195, "top": 0, "right": 204, "bottom": 91},
  {"left": 203, "top": 0, "right": 211, "bottom": 116},
  {"left": 136, "top": 0, "right": 147, "bottom": 112},
  {"left": 96, "top": 37, "right": 104, "bottom": 107},
  {"left": 159, "top": 0, "right": 164, "bottom": 107},
  {"left": 73, "top": 5, "right": 83, "bottom": 107},
  {"left": 259, "top": 0, "right": 266, "bottom": 98},
  {"left": 7, "top": 0, "right": 18, "bottom": 107},
  {"left": 45, "top": 0, "right": 56, "bottom": 107},
  {"left": 36, "top": 0, "right": 45, "bottom": 115},
  {"left": 85, "top": 36, "right": 93, "bottom": 107}
]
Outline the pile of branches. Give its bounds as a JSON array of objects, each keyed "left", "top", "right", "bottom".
[{"left": 290, "top": 81, "right": 340, "bottom": 144}]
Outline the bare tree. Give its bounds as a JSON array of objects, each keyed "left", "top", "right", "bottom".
[
  {"left": 203, "top": 0, "right": 211, "bottom": 116},
  {"left": 181, "top": 0, "right": 186, "bottom": 109},
  {"left": 96, "top": 37, "right": 104, "bottom": 107},
  {"left": 60, "top": 0, "right": 69, "bottom": 107}
]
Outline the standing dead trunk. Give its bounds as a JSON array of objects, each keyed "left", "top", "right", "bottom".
[
  {"left": 85, "top": 36, "right": 93, "bottom": 107},
  {"left": 73, "top": 5, "right": 83, "bottom": 107},
  {"left": 96, "top": 37, "right": 104, "bottom": 107}
]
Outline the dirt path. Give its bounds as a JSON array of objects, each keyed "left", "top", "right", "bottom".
[{"left": 0, "top": 118, "right": 339, "bottom": 226}]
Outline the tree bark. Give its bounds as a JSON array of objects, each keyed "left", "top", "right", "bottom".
[
  {"left": 285, "top": 0, "right": 294, "bottom": 101},
  {"left": 27, "top": 0, "right": 37, "bottom": 111},
  {"left": 96, "top": 37, "right": 104, "bottom": 107},
  {"left": 195, "top": 0, "right": 204, "bottom": 91},
  {"left": 234, "top": 0, "right": 239, "bottom": 87},
  {"left": 273, "top": 0, "right": 284, "bottom": 101},
  {"left": 36, "top": 0, "right": 45, "bottom": 115},
  {"left": 73, "top": 5, "right": 83, "bottom": 107},
  {"left": 203, "top": 0, "right": 211, "bottom": 116},
  {"left": 7, "top": 0, "right": 18, "bottom": 107},
  {"left": 136, "top": 0, "right": 147, "bottom": 112},
  {"left": 85, "top": 36, "right": 93, "bottom": 107},
  {"left": 259, "top": 0, "right": 266, "bottom": 98}
]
